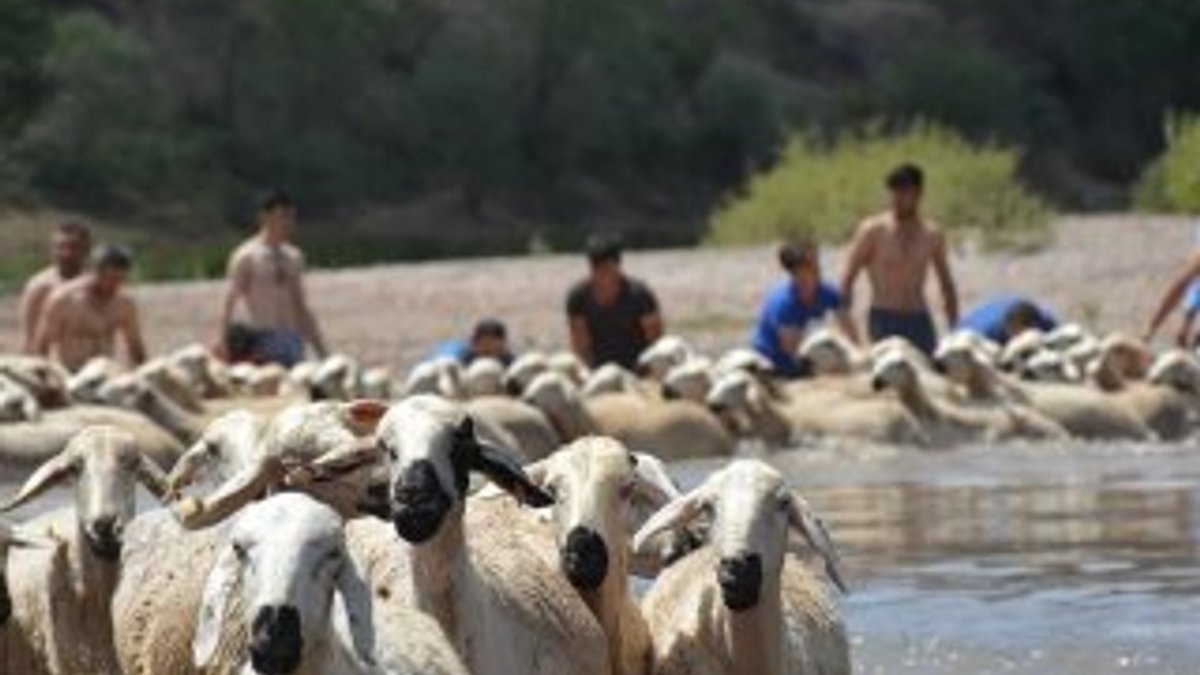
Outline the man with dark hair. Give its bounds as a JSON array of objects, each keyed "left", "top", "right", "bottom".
[
  {"left": 34, "top": 244, "right": 146, "bottom": 371},
  {"left": 840, "top": 162, "right": 959, "bottom": 355},
  {"left": 433, "top": 318, "right": 515, "bottom": 365},
  {"left": 566, "top": 234, "right": 663, "bottom": 369},
  {"left": 751, "top": 238, "right": 858, "bottom": 377},
  {"left": 19, "top": 221, "right": 93, "bottom": 352},
  {"left": 214, "top": 190, "right": 328, "bottom": 366},
  {"left": 958, "top": 295, "right": 1058, "bottom": 344}
]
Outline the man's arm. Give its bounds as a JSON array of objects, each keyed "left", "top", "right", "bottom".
[
  {"left": 569, "top": 316, "right": 592, "bottom": 364},
  {"left": 931, "top": 230, "right": 959, "bottom": 326},
  {"left": 290, "top": 273, "right": 328, "bottom": 359},
  {"left": 120, "top": 300, "right": 148, "bottom": 366},
  {"left": 18, "top": 280, "right": 50, "bottom": 353},
  {"left": 1146, "top": 255, "right": 1200, "bottom": 342},
  {"left": 214, "top": 255, "right": 247, "bottom": 357},
  {"left": 1176, "top": 310, "right": 1198, "bottom": 348},
  {"left": 32, "top": 294, "right": 64, "bottom": 358},
  {"left": 839, "top": 222, "right": 874, "bottom": 333},
  {"left": 640, "top": 312, "right": 664, "bottom": 345},
  {"left": 834, "top": 309, "right": 860, "bottom": 344}
]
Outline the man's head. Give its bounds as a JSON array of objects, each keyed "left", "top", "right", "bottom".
[
  {"left": 53, "top": 221, "right": 92, "bottom": 278},
  {"left": 886, "top": 163, "right": 924, "bottom": 219},
  {"left": 469, "top": 319, "right": 509, "bottom": 360},
  {"left": 1002, "top": 301, "right": 1044, "bottom": 342},
  {"left": 90, "top": 245, "right": 134, "bottom": 298},
  {"left": 777, "top": 237, "right": 821, "bottom": 297},
  {"left": 586, "top": 233, "right": 624, "bottom": 297},
  {"left": 258, "top": 189, "right": 297, "bottom": 245}
]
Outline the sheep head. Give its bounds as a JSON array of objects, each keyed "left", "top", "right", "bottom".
[
  {"left": 194, "top": 493, "right": 375, "bottom": 675},
  {"left": 637, "top": 335, "right": 692, "bottom": 380},
  {"left": 1148, "top": 350, "right": 1200, "bottom": 395},
  {"left": 523, "top": 371, "right": 591, "bottom": 440},
  {"left": 463, "top": 358, "right": 506, "bottom": 398},
  {"left": 662, "top": 359, "right": 714, "bottom": 402},
  {"left": 581, "top": 363, "right": 641, "bottom": 398},
  {"left": 523, "top": 438, "right": 680, "bottom": 591},
  {"left": 713, "top": 348, "right": 775, "bottom": 380},
  {"left": 378, "top": 396, "right": 552, "bottom": 544},
  {"left": 502, "top": 352, "right": 548, "bottom": 397},
  {"left": 934, "top": 333, "right": 993, "bottom": 386},
  {"left": 404, "top": 357, "right": 466, "bottom": 400},
  {"left": 999, "top": 328, "right": 1045, "bottom": 372},
  {"left": 310, "top": 354, "right": 361, "bottom": 401},
  {"left": 871, "top": 350, "right": 920, "bottom": 395},
  {"left": 0, "top": 356, "right": 71, "bottom": 408},
  {"left": 168, "top": 410, "right": 267, "bottom": 493},
  {"left": 798, "top": 329, "right": 857, "bottom": 376},
  {"left": 0, "top": 426, "right": 169, "bottom": 560},
  {"left": 634, "top": 460, "right": 845, "bottom": 613},
  {"left": 546, "top": 351, "right": 591, "bottom": 386},
  {"left": 705, "top": 370, "right": 765, "bottom": 437},
  {"left": 0, "top": 372, "right": 40, "bottom": 423}
]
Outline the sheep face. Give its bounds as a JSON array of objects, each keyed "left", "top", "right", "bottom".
[
  {"left": 310, "top": 354, "right": 359, "bottom": 401},
  {"left": 581, "top": 364, "right": 638, "bottom": 398},
  {"left": 662, "top": 360, "right": 713, "bottom": 402},
  {"left": 634, "top": 460, "right": 845, "bottom": 613},
  {"left": 404, "top": 357, "right": 465, "bottom": 400},
  {"left": 546, "top": 351, "right": 590, "bottom": 386},
  {"left": 713, "top": 348, "right": 774, "bottom": 379},
  {"left": 168, "top": 410, "right": 266, "bottom": 492},
  {"left": 1000, "top": 329, "right": 1046, "bottom": 372},
  {"left": 378, "top": 396, "right": 552, "bottom": 544},
  {"left": 527, "top": 438, "right": 676, "bottom": 592},
  {"left": 637, "top": 335, "right": 691, "bottom": 379},
  {"left": 871, "top": 352, "right": 919, "bottom": 395},
  {"left": 0, "top": 373, "right": 39, "bottom": 422},
  {"left": 798, "top": 329, "right": 853, "bottom": 376},
  {"left": 503, "top": 352, "right": 548, "bottom": 396},
  {"left": 1149, "top": 350, "right": 1200, "bottom": 395},
  {"left": 194, "top": 494, "right": 375, "bottom": 675},
  {"left": 0, "top": 427, "right": 168, "bottom": 560},
  {"left": 0, "top": 356, "right": 71, "bottom": 408},
  {"left": 705, "top": 371, "right": 760, "bottom": 436},
  {"left": 934, "top": 338, "right": 987, "bottom": 386}
]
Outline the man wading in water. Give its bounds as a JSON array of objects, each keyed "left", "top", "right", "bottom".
[{"left": 840, "top": 163, "right": 959, "bottom": 356}]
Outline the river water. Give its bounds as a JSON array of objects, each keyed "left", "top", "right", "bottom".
[
  {"left": 671, "top": 439, "right": 1200, "bottom": 675},
  {"left": 4, "top": 438, "right": 1198, "bottom": 674}
]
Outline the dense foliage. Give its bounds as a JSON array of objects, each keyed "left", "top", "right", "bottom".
[
  {"left": 0, "top": 0, "right": 1197, "bottom": 272},
  {"left": 709, "top": 124, "right": 1051, "bottom": 251},
  {"left": 1137, "top": 115, "right": 1200, "bottom": 214}
]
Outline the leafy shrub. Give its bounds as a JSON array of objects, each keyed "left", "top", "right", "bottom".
[
  {"left": 707, "top": 122, "right": 1052, "bottom": 251},
  {"left": 1136, "top": 114, "right": 1200, "bottom": 212}
]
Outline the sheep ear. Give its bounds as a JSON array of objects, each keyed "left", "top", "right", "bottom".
[
  {"left": 471, "top": 442, "right": 554, "bottom": 508},
  {"left": 307, "top": 437, "right": 383, "bottom": 481},
  {"left": 334, "top": 560, "right": 376, "bottom": 667},
  {"left": 343, "top": 400, "right": 389, "bottom": 432},
  {"left": 629, "top": 453, "right": 679, "bottom": 509},
  {"left": 136, "top": 452, "right": 171, "bottom": 502},
  {"left": 0, "top": 450, "right": 80, "bottom": 513},
  {"left": 784, "top": 493, "right": 848, "bottom": 594},
  {"left": 175, "top": 458, "right": 284, "bottom": 529},
  {"left": 632, "top": 487, "right": 708, "bottom": 555},
  {"left": 194, "top": 545, "right": 240, "bottom": 668}
]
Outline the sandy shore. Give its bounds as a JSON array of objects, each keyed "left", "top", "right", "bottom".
[{"left": 0, "top": 214, "right": 1189, "bottom": 370}]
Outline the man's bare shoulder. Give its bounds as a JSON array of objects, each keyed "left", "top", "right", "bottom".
[
  {"left": 45, "top": 276, "right": 88, "bottom": 306},
  {"left": 23, "top": 266, "right": 60, "bottom": 294}
]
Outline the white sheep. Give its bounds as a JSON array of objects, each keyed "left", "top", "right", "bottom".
[
  {"left": 582, "top": 363, "right": 648, "bottom": 399},
  {"left": 712, "top": 348, "right": 775, "bottom": 380},
  {"left": 661, "top": 358, "right": 715, "bottom": 403},
  {"left": 402, "top": 357, "right": 466, "bottom": 400},
  {"left": 501, "top": 352, "right": 548, "bottom": 396},
  {"left": 167, "top": 343, "right": 235, "bottom": 399},
  {"left": 546, "top": 351, "right": 591, "bottom": 386},
  {"left": 637, "top": 335, "right": 694, "bottom": 380},
  {"left": 635, "top": 459, "right": 850, "bottom": 675},
  {"left": 524, "top": 372, "right": 734, "bottom": 460},
  {"left": 170, "top": 400, "right": 390, "bottom": 529},
  {"left": 0, "top": 371, "right": 41, "bottom": 423},
  {"left": 194, "top": 493, "right": 467, "bottom": 675},
  {"left": 0, "top": 521, "right": 54, "bottom": 627},
  {"left": 356, "top": 395, "right": 611, "bottom": 675},
  {"left": 0, "top": 426, "right": 170, "bottom": 675},
  {"left": 514, "top": 437, "right": 684, "bottom": 675},
  {"left": 0, "top": 355, "right": 72, "bottom": 409},
  {"left": 462, "top": 358, "right": 506, "bottom": 398},
  {"left": 463, "top": 395, "right": 560, "bottom": 460},
  {"left": 797, "top": 329, "right": 867, "bottom": 377},
  {"left": 0, "top": 403, "right": 184, "bottom": 472},
  {"left": 706, "top": 369, "right": 927, "bottom": 448}
]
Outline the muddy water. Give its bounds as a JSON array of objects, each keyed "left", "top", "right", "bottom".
[
  {"left": 672, "top": 440, "right": 1200, "bottom": 675},
  {"left": 4, "top": 439, "right": 1197, "bottom": 674}
]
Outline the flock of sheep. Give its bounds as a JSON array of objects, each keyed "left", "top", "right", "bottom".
[{"left": 0, "top": 321, "right": 1197, "bottom": 675}]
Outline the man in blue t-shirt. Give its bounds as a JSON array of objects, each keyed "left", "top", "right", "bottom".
[
  {"left": 957, "top": 295, "right": 1057, "bottom": 345},
  {"left": 751, "top": 239, "right": 858, "bottom": 378}
]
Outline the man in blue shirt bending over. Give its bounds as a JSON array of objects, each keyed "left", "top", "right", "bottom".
[
  {"left": 957, "top": 295, "right": 1057, "bottom": 345},
  {"left": 751, "top": 238, "right": 859, "bottom": 378}
]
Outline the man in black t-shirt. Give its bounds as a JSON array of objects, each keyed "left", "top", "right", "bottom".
[{"left": 566, "top": 235, "right": 663, "bottom": 369}]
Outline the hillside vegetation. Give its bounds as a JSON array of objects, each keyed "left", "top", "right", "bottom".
[{"left": 0, "top": 0, "right": 1198, "bottom": 277}]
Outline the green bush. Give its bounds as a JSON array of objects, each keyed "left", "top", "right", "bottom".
[
  {"left": 1136, "top": 114, "right": 1200, "bottom": 212},
  {"left": 707, "top": 122, "right": 1052, "bottom": 251}
]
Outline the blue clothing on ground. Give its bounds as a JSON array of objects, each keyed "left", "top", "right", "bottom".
[
  {"left": 1185, "top": 282, "right": 1200, "bottom": 314},
  {"left": 869, "top": 308, "right": 938, "bottom": 356},
  {"left": 957, "top": 295, "right": 1058, "bottom": 344},
  {"left": 751, "top": 280, "right": 842, "bottom": 377},
  {"left": 255, "top": 328, "right": 305, "bottom": 367},
  {"left": 430, "top": 340, "right": 514, "bottom": 366}
]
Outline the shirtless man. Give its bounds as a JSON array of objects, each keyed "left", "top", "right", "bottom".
[
  {"left": 840, "top": 163, "right": 959, "bottom": 355},
  {"left": 34, "top": 245, "right": 147, "bottom": 371},
  {"left": 214, "top": 190, "right": 327, "bottom": 366},
  {"left": 19, "top": 221, "right": 92, "bottom": 352},
  {"left": 1144, "top": 256, "right": 1200, "bottom": 346}
]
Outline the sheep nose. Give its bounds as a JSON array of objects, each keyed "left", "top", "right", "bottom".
[
  {"left": 87, "top": 516, "right": 123, "bottom": 560},
  {"left": 391, "top": 460, "right": 452, "bottom": 544},
  {"left": 871, "top": 376, "right": 887, "bottom": 392},
  {"left": 717, "top": 552, "right": 763, "bottom": 612},
  {"left": 249, "top": 605, "right": 303, "bottom": 675},
  {"left": 562, "top": 527, "right": 609, "bottom": 590},
  {"left": 933, "top": 360, "right": 949, "bottom": 374}
]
